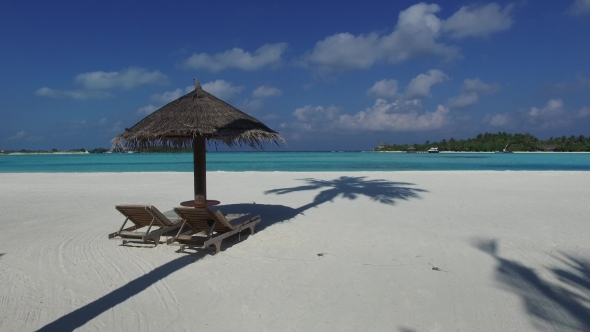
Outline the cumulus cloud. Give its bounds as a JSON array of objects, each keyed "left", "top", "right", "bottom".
[
  {"left": 184, "top": 43, "right": 288, "bottom": 72},
  {"left": 405, "top": 69, "right": 449, "bottom": 99},
  {"left": 449, "top": 92, "right": 479, "bottom": 108},
  {"left": 35, "top": 87, "right": 112, "bottom": 100},
  {"left": 36, "top": 67, "right": 167, "bottom": 100},
  {"left": 238, "top": 99, "right": 264, "bottom": 113},
  {"left": 137, "top": 85, "right": 195, "bottom": 116},
  {"left": 283, "top": 99, "right": 452, "bottom": 135},
  {"left": 150, "top": 88, "right": 185, "bottom": 104},
  {"left": 339, "top": 100, "right": 451, "bottom": 131},
  {"left": 525, "top": 99, "right": 570, "bottom": 129},
  {"left": 293, "top": 105, "right": 341, "bottom": 123},
  {"left": 484, "top": 99, "right": 590, "bottom": 129},
  {"left": 75, "top": 67, "right": 168, "bottom": 89},
  {"left": 461, "top": 78, "right": 500, "bottom": 94},
  {"left": 442, "top": 3, "right": 514, "bottom": 39},
  {"left": 486, "top": 113, "right": 511, "bottom": 127},
  {"left": 448, "top": 78, "right": 500, "bottom": 108},
  {"left": 566, "top": 0, "right": 590, "bottom": 16},
  {"left": 137, "top": 104, "right": 158, "bottom": 116},
  {"left": 367, "top": 79, "right": 399, "bottom": 99},
  {"left": 299, "top": 4, "right": 459, "bottom": 72},
  {"left": 201, "top": 80, "right": 244, "bottom": 100},
  {"left": 299, "top": 3, "right": 515, "bottom": 73},
  {"left": 253, "top": 85, "right": 282, "bottom": 98},
  {"left": 236, "top": 85, "right": 282, "bottom": 113}
]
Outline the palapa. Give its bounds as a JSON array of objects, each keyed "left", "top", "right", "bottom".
[{"left": 112, "top": 79, "right": 285, "bottom": 203}]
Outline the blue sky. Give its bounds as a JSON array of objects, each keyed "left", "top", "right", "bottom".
[{"left": 1, "top": 0, "right": 590, "bottom": 151}]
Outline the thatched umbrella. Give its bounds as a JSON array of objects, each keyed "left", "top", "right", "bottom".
[{"left": 112, "top": 79, "right": 284, "bottom": 205}]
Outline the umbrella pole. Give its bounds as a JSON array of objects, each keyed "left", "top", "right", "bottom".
[{"left": 193, "top": 137, "right": 207, "bottom": 203}]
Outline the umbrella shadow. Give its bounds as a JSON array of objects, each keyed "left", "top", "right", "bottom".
[
  {"left": 37, "top": 253, "right": 202, "bottom": 332},
  {"left": 472, "top": 238, "right": 590, "bottom": 331}
]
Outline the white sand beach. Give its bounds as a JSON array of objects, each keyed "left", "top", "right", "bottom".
[{"left": 1, "top": 171, "right": 589, "bottom": 331}]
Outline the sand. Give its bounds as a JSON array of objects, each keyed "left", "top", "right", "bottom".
[{"left": 0, "top": 171, "right": 589, "bottom": 331}]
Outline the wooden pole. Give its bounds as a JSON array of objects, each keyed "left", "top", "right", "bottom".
[{"left": 193, "top": 137, "right": 207, "bottom": 203}]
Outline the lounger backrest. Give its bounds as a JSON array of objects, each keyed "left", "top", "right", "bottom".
[
  {"left": 147, "top": 206, "right": 176, "bottom": 227},
  {"left": 174, "top": 207, "right": 233, "bottom": 232},
  {"left": 116, "top": 205, "right": 157, "bottom": 228}
]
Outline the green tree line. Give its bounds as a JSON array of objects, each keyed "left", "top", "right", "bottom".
[{"left": 375, "top": 132, "right": 590, "bottom": 152}]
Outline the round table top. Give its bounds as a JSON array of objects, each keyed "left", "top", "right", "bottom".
[{"left": 180, "top": 199, "right": 220, "bottom": 208}]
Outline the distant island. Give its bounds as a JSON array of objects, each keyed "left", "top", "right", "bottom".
[
  {"left": 0, "top": 146, "right": 196, "bottom": 155},
  {"left": 375, "top": 132, "right": 590, "bottom": 152}
]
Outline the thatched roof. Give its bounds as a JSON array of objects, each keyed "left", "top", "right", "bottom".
[{"left": 112, "top": 80, "right": 285, "bottom": 150}]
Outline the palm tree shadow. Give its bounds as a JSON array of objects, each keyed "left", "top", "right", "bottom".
[
  {"left": 215, "top": 176, "right": 427, "bottom": 232},
  {"left": 265, "top": 176, "right": 427, "bottom": 211},
  {"left": 472, "top": 238, "right": 590, "bottom": 331}
]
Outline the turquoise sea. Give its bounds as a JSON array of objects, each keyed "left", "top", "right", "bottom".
[{"left": 1, "top": 152, "right": 590, "bottom": 172}]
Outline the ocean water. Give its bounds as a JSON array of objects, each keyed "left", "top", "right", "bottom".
[{"left": 1, "top": 152, "right": 590, "bottom": 172}]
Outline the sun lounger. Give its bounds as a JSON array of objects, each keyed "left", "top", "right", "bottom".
[
  {"left": 108, "top": 205, "right": 182, "bottom": 246},
  {"left": 167, "top": 207, "right": 260, "bottom": 254}
]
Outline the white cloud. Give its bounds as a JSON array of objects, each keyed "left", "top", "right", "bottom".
[
  {"left": 253, "top": 85, "right": 282, "bottom": 98},
  {"left": 299, "top": 32, "right": 383, "bottom": 71},
  {"left": 566, "top": 0, "right": 590, "bottom": 16},
  {"left": 201, "top": 80, "right": 244, "bottom": 100},
  {"left": 449, "top": 92, "right": 479, "bottom": 108},
  {"left": 238, "top": 99, "right": 264, "bottom": 113},
  {"left": 483, "top": 100, "right": 590, "bottom": 129},
  {"left": 35, "top": 87, "right": 112, "bottom": 100},
  {"left": 285, "top": 99, "right": 451, "bottom": 134},
  {"left": 293, "top": 105, "right": 341, "bottom": 123},
  {"left": 75, "top": 67, "right": 168, "bottom": 90},
  {"left": 98, "top": 118, "right": 107, "bottom": 126},
  {"left": 448, "top": 78, "right": 500, "bottom": 108},
  {"left": 150, "top": 88, "right": 185, "bottom": 104},
  {"left": 405, "top": 69, "right": 449, "bottom": 99},
  {"left": 137, "top": 104, "right": 158, "bottom": 116},
  {"left": 528, "top": 99, "right": 565, "bottom": 117},
  {"left": 138, "top": 86, "right": 192, "bottom": 116},
  {"left": 442, "top": 3, "right": 514, "bottom": 39},
  {"left": 184, "top": 43, "right": 288, "bottom": 72},
  {"left": 299, "top": 4, "right": 460, "bottom": 72},
  {"left": 7, "top": 130, "right": 26, "bottom": 140},
  {"left": 461, "top": 78, "right": 500, "bottom": 94},
  {"left": 340, "top": 101, "right": 450, "bottom": 131},
  {"left": 487, "top": 113, "right": 511, "bottom": 127},
  {"left": 367, "top": 79, "right": 399, "bottom": 99}
]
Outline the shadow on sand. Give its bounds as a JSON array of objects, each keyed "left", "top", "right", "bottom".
[
  {"left": 216, "top": 176, "right": 427, "bottom": 232},
  {"left": 37, "top": 254, "right": 200, "bottom": 331},
  {"left": 38, "top": 176, "right": 426, "bottom": 331},
  {"left": 473, "top": 238, "right": 590, "bottom": 331}
]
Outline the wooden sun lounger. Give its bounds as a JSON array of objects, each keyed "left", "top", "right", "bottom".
[
  {"left": 108, "top": 205, "right": 182, "bottom": 246},
  {"left": 167, "top": 207, "right": 260, "bottom": 254}
]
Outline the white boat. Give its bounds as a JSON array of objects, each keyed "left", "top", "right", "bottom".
[{"left": 427, "top": 147, "right": 439, "bottom": 153}]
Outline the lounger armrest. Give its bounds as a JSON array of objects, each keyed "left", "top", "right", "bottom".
[{"left": 226, "top": 213, "right": 260, "bottom": 227}]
